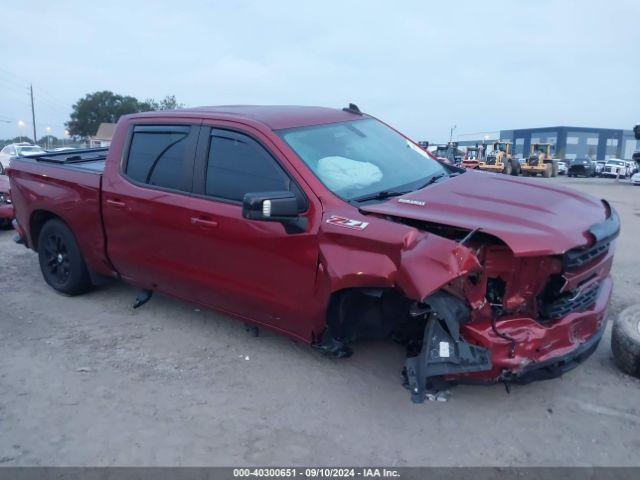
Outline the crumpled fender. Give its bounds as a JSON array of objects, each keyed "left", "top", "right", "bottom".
[{"left": 318, "top": 219, "right": 481, "bottom": 301}]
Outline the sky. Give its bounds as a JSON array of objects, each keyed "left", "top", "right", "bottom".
[{"left": 0, "top": 0, "right": 639, "bottom": 143}]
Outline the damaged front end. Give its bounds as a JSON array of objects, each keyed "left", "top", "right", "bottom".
[
  {"left": 403, "top": 292, "right": 492, "bottom": 403},
  {"left": 402, "top": 205, "right": 619, "bottom": 402}
]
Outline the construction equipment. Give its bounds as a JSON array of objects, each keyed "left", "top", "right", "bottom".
[
  {"left": 433, "top": 142, "right": 462, "bottom": 165},
  {"left": 520, "top": 143, "right": 558, "bottom": 177},
  {"left": 461, "top": 146, "right": 481, "bottom": 169},
  {"left": 478, "top": 141, "right": 520, "bottom": 176}
]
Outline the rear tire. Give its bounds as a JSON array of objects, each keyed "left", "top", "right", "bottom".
[
  {"left": 611, "top": 305, "right": 640, "bottom": 379},
  {"left": 510, "top": 160, "right": 520, "bottom": 176},
  {"left": 543, "top": 164, "right": 552, "bottom": 178},
  {"left": 38, "top": 219, "right": 92, "bottom": 296}
]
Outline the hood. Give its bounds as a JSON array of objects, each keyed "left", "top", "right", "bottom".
[
  {"left": 0, "top": 175, "right": 9, "bottom": 193},
  {"left": 360, "top": 171, "right": 607, "bottom": 256}
]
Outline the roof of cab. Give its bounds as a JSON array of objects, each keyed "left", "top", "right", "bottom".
[{"left": 131, "top": 105, "right": 366, "bottom": 130}]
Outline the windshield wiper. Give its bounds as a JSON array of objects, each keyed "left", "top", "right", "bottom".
[
  {"left": 353, "top": 189, "right": 411, "bottom": 203},
  {"left": 414, "top": 172, "right": 447, "bottom": 190}
]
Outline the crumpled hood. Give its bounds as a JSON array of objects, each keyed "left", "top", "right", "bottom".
[{"left": 360, "top": 171, "right": 608, "bottom": 256}]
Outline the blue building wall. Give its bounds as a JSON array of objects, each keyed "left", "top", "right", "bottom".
[{"left": 498, "top": 126, "right": 633, "bottom": 160}]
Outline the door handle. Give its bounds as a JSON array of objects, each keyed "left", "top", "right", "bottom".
[
  {"left": 190, "top": 217, "right": 218, "bottom": 228},
  {"left": 106, "top": 199, "right": 126, "bottom": 208}
]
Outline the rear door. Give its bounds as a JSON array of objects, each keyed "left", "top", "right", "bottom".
[{"left": 102, "top": 122, "right": 202, "bottom": 299}]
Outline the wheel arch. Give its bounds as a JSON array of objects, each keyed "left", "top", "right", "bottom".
[{"left": 30, "top": 209, "right": 64, "bottom": 251}]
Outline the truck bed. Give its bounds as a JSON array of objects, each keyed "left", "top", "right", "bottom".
[
  {"left": 8, "top": 147, "right": 113, "bottom": 278},
  {"left": 15, "top": 148, "right": 108, "bottom": 174}
]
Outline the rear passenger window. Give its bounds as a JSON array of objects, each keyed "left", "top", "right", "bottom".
[
  {"left": 205, "top": 131, "right": 291, "bottom": 202},
  {"left": 126, "top": 126, "right": 192, "bottom": 191}
]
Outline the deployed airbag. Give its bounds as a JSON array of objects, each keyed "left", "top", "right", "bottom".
[{"left": 316, "top": 156, "right": 383, "bottom": 192}]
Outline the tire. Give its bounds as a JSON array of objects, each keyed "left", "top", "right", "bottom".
[
  {"left": 543, "top": 164, "right": 552, "bottom": 178},
  {"left": 37, "top": 219, "right": 92, "bottom": 295},
  {"left": 551, "top": 163, "right": 559, "bottom": 177},
  {"left": 611, "top": 304, "right": 640, "bottom": 379},
  {"left": 510, "top": 160, "right": 520, "bottom": 176},
  {"left": 502, "top": 162, "right": 512, "bottom": 175},
  {"left": 0, "top": 218, "right": 12, "bottom": 230}
]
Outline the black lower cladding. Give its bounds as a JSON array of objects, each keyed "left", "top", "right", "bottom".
[
  {"left": 502, "top": 321, "right": 605, "bottom": 384},
  {"left": 404, "top": 292, "right": 492, "bottom": 403}
]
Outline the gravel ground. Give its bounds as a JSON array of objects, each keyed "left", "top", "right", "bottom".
[{"left": 0, "top": 175, "right": 639, "bottom": 466}]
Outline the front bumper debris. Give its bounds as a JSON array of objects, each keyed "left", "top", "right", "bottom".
[
  {"left": 404, "top": 293, "right": 492, "bottom": 403},
  {"left": 405, "top": 277, "right": 612, "bottom": 403},
  {"left": 502, "top": 319, "right": 605, "bottom": 384}
]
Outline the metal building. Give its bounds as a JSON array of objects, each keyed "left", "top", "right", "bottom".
[{"left": 498, "top": 127, "right": 639, "bottom": 161}]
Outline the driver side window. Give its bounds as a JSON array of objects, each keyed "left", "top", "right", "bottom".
[{"left": 205, "top": 129, "right": 307, "bottom": 211}]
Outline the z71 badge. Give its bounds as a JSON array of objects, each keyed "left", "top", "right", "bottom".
[{"left": 326, "top": 215, "right": 369, "bottom": 230}]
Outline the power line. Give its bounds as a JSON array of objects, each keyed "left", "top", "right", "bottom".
[{"left": 0, "top": 66, "right": 30, "bottom": 84}]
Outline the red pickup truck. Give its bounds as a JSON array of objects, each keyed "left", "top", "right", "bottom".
[{"left": 7, "top": 104, "right": 619, "bottom": 402}]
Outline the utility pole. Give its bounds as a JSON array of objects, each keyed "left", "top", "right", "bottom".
[{"left": 30, "top": 84, "right": 37, "bottom": 144}]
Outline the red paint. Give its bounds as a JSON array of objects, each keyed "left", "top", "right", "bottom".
[
  {"left": 0, "top": 175, "right": 13, "bottom": 220},
  {"left": 7, "top": 106, "right": 616, "bottom": 382}
]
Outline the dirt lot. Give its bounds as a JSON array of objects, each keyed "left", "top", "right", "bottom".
[{"left": 0, "top": 176, "right": 639, "bottom": 466}]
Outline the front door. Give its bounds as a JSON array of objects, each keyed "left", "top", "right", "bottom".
[{"left": 181, "top": 124, "right": 321, "bottom": 340}]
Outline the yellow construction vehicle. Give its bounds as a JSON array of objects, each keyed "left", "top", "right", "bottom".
[
  {"left": 520, "top": 143, "right": 558, "bottom": 177},
  {"left": 478, "top": 141, "right": 519, "bottom": 175}
]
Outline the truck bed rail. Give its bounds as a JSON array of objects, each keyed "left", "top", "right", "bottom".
[{"left": 20, "top": 147, "right": 109, "bottom": 164}]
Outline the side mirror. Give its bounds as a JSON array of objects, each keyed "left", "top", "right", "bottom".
[{"left": 242, "top": 191, "right": 307, "bottom": 233}]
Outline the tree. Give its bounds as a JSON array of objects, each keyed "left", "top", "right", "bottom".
[
  {"left": 143, "top": 95, "right": 185, "bottom": 111},
  {"left": 37, "top": 135, "right": 60, "bottom": 149},
  {"left": 66, "top": 91, "right": 150, "bottom": 138},
  {"left": 1, "top": 136, "right": 34, "bottom": 148},
  {"left": 66, "top": 91, "right": 184, "bottom": 138}
]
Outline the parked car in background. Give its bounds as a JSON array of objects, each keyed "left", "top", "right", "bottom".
[
  {"left": 0, "top": 175, "right": 14, "bottom": 229},
  {"left": 557, "top": 160, "right": 568, "bottom": 175},
  {"left": 567, "top": 158, "right": 596, "bottom": 177},
  {"left": 631, "top": 172, "right": 640, "bottom": 186},
  {"left": 47, "top": 147, "right": 77, "bottom": 152},
  {"left": 625, "top": 160, "right": 637, "bottom": 175},
  {"left": 0, "top": 143, "right": 46, "bottom": 174},
  {"left": 601, "top": 159, "right": 630, "bottom": 178},
  {"left": 7, "top": 104, "right": 620, "bottom": 402},
  {"left": 594, "top": 160, "right": 606, "bottom": 175}
]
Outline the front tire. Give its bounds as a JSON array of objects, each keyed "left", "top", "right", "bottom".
[
  {"left": 612, "top": 305, "right": 640, "bottom": 379},
  {"left": 543, "top": 164, "right": 552, "bottom": 178},
  {"left": 38, "top": 219, "right": 92, "bottom": 295}
]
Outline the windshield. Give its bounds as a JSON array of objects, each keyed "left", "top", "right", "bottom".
[
  {"left": 278, "top": 118, "right": 446, "bottom": 201},
  {"left": 17, "top": 146, "right": 45, "bottom": 155}
]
